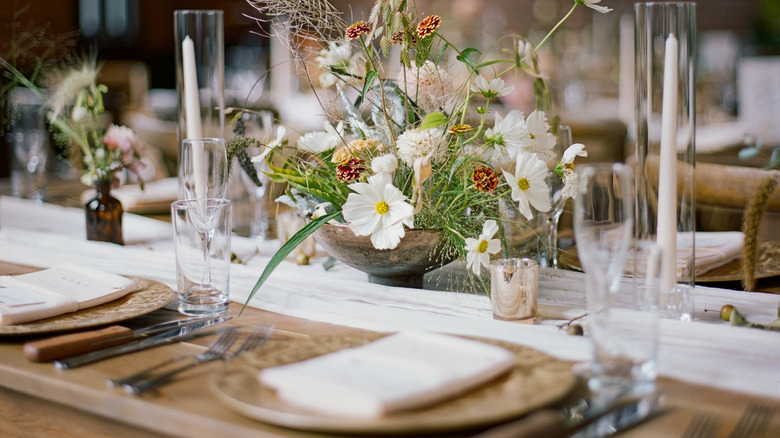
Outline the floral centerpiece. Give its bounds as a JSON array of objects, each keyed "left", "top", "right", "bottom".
[
  {"left": 242, "top": 0, "right": 610, "bottom": 298},
  {"left": 1, "top": 55, "right": 146, "bottom": 244}
]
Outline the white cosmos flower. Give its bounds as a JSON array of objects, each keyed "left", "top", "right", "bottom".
[
  {"left": 371, "top": 154, "right": 398, "bottom": 175},
  {"left": 485, "top": 110, "right": 530, "bottom": 151},
  {"left": 296, "top": 122, "right": 343, "bottom": 154},
  {"left": 577, "top": 0, "right": 613, "bottom": 14},
  {"left": 464, "top": 219, "right": 501, "bottom": 275},
  {"left": 561, "top": 143, "right": 587, "bottom": 165},
  {"left": 521, "top": 110, "right": 557, "bottom": 165},
  {"left": 395, "top": 128, "right": 445, "bottom": 166},
  {"left": 252, "top": 126, "right": 287, "bottom": 164},
  {"left": 342, "top": 173, "right": 414, "bottom": 250},
  {"left": 503, "top": 150, "right": 552, "bottom": 220},
  {"left": 472, "top": 75, "right": 513, "bottom": 99},
  {"left": 315, "top": 42, "right": 362, "bottom": 88},
  {"left": 485, "top": 110, "right": 529, "bottom": 171},
  {"left": 559, "top": 143, "right": 587, "bottom": 200}
]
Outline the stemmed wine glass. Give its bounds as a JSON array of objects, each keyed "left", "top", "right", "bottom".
[
  {"left": 544, "top": 125, "right": 572, "bottom": 268},
  {"left": 178, "top": 138, "right": 228, "bottom": 289}
]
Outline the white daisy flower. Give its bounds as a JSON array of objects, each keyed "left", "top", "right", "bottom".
[
  {"left": 370, "top": 154, "right": 398, "bottom": 175},
  {"left": 577, "top": 0, "right": 613, "bottom": 14},
  {"left": 471, "top": 75, "right": 514, "bottom": 99},
  {"left": 503, "top": 150, "right": 552, "bottom": 220},
  {"left": 342, "top": 173, "right": 415, "bottom": 250},
  {"left": 296, "top": 122, "right": 342, "bottom": 154},
  {"left": 464, "top": 219, "right": 501, "bottom": 275},
  {"left": 399, "top": 60, "right": 454, "bottom": 113},
  {"left": 395, "top": 128, "right": 445, "bottom": 166},
  {"left": 522, "top": 110, "right": 557, "bottom": 165}
]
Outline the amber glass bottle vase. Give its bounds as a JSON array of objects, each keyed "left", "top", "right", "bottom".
[{"left": 85, "top": 178, "right": 124, "bottom": 245}]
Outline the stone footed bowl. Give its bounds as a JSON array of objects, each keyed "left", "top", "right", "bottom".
[{"left": 314, "top": 223, "right": 456, "bottom": 288}]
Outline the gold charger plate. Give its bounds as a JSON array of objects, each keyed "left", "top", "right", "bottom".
[
  {"left": 0, "top": 276, "right": 174, "bottom": 336},
  {"left": 210, "top": 332, "right": 577, "bottom": 435},
  {"left": 559, "top": 240, "right": 780, "bottom": 283}
]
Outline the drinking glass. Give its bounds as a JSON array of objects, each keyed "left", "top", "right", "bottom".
[
  {"left": 544, "top": 125, "right": 573, "bottom": 268},
  {"left": 574, "top": 163, "right": 655, "bottom": 395},
  {"left": 8, "top": 88, "right": 48, "bottom": 202},
  {"left": 178, "top": 138, "right": 228, "bottom": 201},
  {"left": 172, "top": 198, "right": 232, "bottom": 316}
]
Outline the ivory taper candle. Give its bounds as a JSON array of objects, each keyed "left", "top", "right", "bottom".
[
  {"left": 657, "top": 33, "right": 679, "bottom": 293},
  {"left": 182, "top": 35, "right": 206, "bottom": 202}
]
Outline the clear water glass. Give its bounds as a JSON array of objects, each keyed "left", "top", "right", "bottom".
[
  {"left": 574, "top": 163, "right": 657, "bottom": 396},
  {"left": 8, "top": 89, "right": 48, "bottom": 202},
  {"left": 172, "top": 198, "right": 232, "bottom": 316}
]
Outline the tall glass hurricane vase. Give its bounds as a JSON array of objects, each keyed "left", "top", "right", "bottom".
[
  {"left": 635, "top": 2, "right": 696, "bottom": 320},
  {"left": 174, "top": 9, "right": 225, "bottom": 143}
]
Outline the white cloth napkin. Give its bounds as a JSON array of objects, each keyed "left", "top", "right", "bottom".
[
  {"left": 677, "top": 231, "right": 744, "bottom": 276},
  {"left": 80, "top": 177, "right": 179, "bottom": 214},
  {"left": 258, "top": 331, "right": 515, "bottom": 418},
  {"left": 0, "top": 263, "right": 136, "bottom": 325},
  {"left": 626, "top": 231, "right": 744, "bottom": 277}
]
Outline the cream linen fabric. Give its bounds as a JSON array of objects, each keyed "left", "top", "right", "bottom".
[{"left": 1, "top": 196, "right": 779, "bottom": 400}]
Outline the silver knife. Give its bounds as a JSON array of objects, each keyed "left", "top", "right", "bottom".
[
  {"left": 570, "top": 394, "right": 664, "bottom": 437},
  {"left": 474, "top": 393, "right": 663, "bottom": 438},
  {"left": 23, "top": 316, "right": 217, "bottom": 362},
  {"left": 54, "top": 316, "right": 232, "bottom": 369}
]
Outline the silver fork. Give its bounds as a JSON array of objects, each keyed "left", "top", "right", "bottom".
[
  {"left": 728, "top": 403, "right": 775, "bottom": 438},
  {"left": 121, "top": 328, "right": 241, "bottom": 395},
  {"left": 682, "top": 413, "right": 719, "bottom": 438},
  {"left": 224, "top": 324, "right": 274, "bottom": 360}
]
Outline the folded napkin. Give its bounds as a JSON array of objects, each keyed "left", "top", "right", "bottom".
[
  {"left": 626, "top": 231, "right": 744, "bottom": 278},
  {"left": 258, "top": 331, "right": 515, "bottom": 418},
  {"left": 80, "top": 177, "right": 179, "bottom": 214},
  {"left": 0, "top": 263, "right": 136, "bottom": 325},
  {"left": 677, "top": 231, "right": 744, "bottom": 276}
]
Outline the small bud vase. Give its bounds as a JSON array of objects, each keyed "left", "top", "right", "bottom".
[{"left": 85, "top": 178, "right": 124, "bottom": 245}]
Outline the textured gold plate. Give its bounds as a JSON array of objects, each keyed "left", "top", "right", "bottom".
[
  {"left": 0, "top": 276, "right": 174, "bottom": 336},
  {"left": 211, "top": 332, "right": 576, "bottom": 435},
  {"left": 559, "top": 241, "right": 780, "bottom": 283}
]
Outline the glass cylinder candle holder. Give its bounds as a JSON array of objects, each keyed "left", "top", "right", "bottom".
[
  {"left": 490, "top": 258, "right": 539, "bottom": 321},
  {"left": 174, "top": 10, "right": 225, "bottom": 143},
  {"left": 634, "top": 3, "right": 696, "bottom": 320}
]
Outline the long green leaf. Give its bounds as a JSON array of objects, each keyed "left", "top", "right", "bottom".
[
  {"left": 239, "top": 210, "right": 341, "bottom": 315},
  {"left": 355, "top": 70, "right": 378, "bottom": 108}
]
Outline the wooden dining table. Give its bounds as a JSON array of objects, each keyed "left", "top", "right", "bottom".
[{"left": 0, "top": 257, "right": 779, "bottom": 438}]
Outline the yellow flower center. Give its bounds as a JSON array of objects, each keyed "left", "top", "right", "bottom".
[
  {"left": 529, "top": 132, "right": 536, "bottom": 140},
  {"left": 375, "top": 201, "right": 389, "bottom": 215},
  {"left": 565, "top": 162, "right": 575, "bottom": 171},
  {"left": 478, "top": 239, "right": 488, "bottom": 253},
  {"left": 517, "top": 178, "right": 530, "bottom": 191}
]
